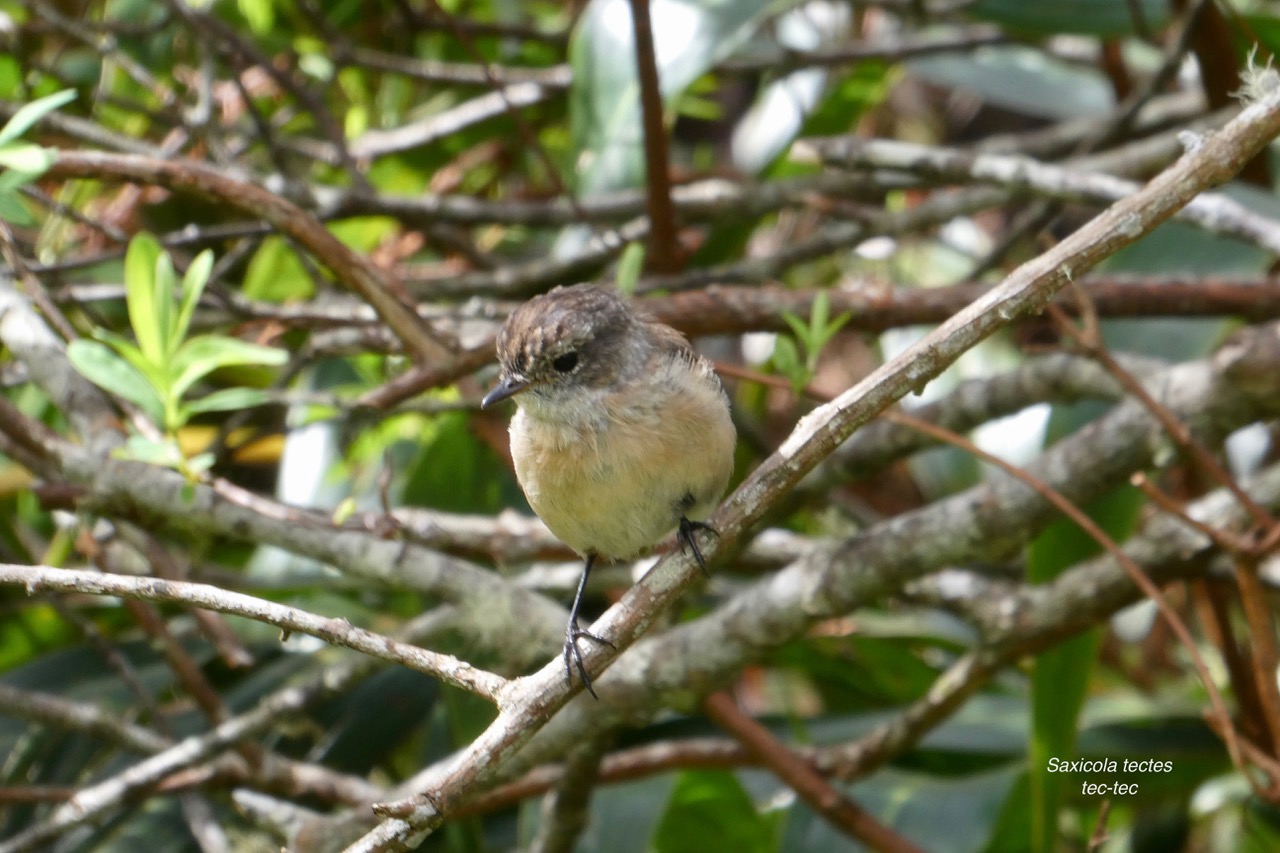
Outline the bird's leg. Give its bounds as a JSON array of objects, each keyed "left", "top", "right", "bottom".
[
  {"left": 563, "top": 554, "right": 614, "bottom": 698},
  {"left": 677, "top": 517, "right": 717, "bottom": 577}
]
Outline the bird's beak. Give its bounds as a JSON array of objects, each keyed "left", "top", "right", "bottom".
[{"left": 481, "top": 375, "right": 530, "bottom": 408}]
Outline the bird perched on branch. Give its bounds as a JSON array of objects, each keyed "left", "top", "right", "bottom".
[{"left": 482, "top": 284, "right": 736, "bottom": 696}]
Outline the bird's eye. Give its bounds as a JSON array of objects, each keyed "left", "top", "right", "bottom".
[{"left": 552, "top": 351, "right": 579, "bottom": 373}]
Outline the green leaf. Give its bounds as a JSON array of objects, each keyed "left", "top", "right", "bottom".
[
  {"left": 119, "top": 435, "right": 186, "bottom": 468},
  {"left": 780, "top": 311, "right": 809, "bottom": 346},
  {"left": 969, "top": 0, "right": 1170, "bottom": 37},
  {"left": 67, "top": 339, "right": 165, "bottom": 424},
  {"left": 237, "top": 0, "right": 276, "bottom": 36},
  {"left": 0, "top": 142, "right": 55, "bottom": 173},
  {"left": 172, "top": 249, "right": 213, "bottom": 350},
  {"left": 0, "top": 190, "right": 33, "bottom": 226},
  {"left": 180, "top": 387, "right": 272, "bottom": 417},
  {"left": 184, "top": 452, "right": 216, "bottom": 475},
  {"left": 0, "top": 168, "right": 38, "bottom": 192},
  {"left": 242, "top": 236, "right": 315, "bottom": 302},
  {"left": 652, "top": 770, "right": 777, "bottom": 853},
  {"left": 123, "top": 234, "right": 166, "bottom": 365},
  {"left": 615, "top": 242, "right": 645, "bottom": 296},
  {"left": 810, "top": 291, "right": 829, "bottom": 341},
  {"left": 771, "top": 335, "right": 800, "bottom": 377},
  {"left": 569, "top": 0, "right": 773, "bottom": 196},
  {"left": 0, "top": 89, "right": 76, "bottom": 147},
  {"left": 93, "top": 327, "right": 170, "bottom": 394},
  {"left": 151, "top": 250, "right": 175, "bottom": 359},
  {"left": 1025, "top": 486, "right": 1143, "bottom": 853},
  {"left": 169, "top": 335, "right": 286, "bottom": 401},
  {"left": 332, "top": 496, "right": 357, "bottom": 525},
  {"left": 908, "top": 47, "right": 1111, "bottom": 122}
]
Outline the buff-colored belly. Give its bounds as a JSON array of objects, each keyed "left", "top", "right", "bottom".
[{"left": 510, "top": 391, "right": 734, "bottom": 559}]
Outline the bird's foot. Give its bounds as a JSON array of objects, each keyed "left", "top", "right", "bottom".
[
  {"left": 563, "top": 619, "right": 614, "bottom": 699},
  {"left": 678, "top": 517, "right": 717, "bottom": 576}
]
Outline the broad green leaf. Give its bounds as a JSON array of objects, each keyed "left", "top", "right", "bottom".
[
  {"left": 569, "top": 0, "right": 773, "bottom": 196},
  {"left": 399, "top": 409, "right": 513, "bottom": 514},
  {"left": 573, "top": 776, "right": 677, "bottom": 853},
  {"left": 169, "top": 335, "right": 286, "bottom": 401},
  {"left": 180, "top": 386, "right": 272, "bottom": 417},
  {"left": 237, "top": 0, "right": 275, "bottom": 35},
  {"left": 123, "top": 234, "right": 166, "bottom": 365},
  {"left": 0, "top": 190, "right": 33, "bottom": 225},
  {"left": 0, "top": 142, "right": 55, "bottom": 173},
  {"left": 828, "top": 765, "right": 1020, "bottom": 853},
  {"left": 0, "top": 168, "right": 37, "bottom": 192},
  {"left": 242, "top": 236, "right": 314, "bottom": 302},
  {"left": 0, "top": 88, "right": 75, "bottom": 147},
  {"left": 652, "top": 770, "right": 777, "bottom": 853},
  {"left": 67, "top": 339, "right": 165, "bottom": 424},
  {"left": 969, "top": 0, "right": 1170, "bottom": 37},
  {"left": 173, "top": 249, "right": 213, "bottom": 350},
  {"left": 908, "top": 47, "right": 1112, "bottom": 121}
]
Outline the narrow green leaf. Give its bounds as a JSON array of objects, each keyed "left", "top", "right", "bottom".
[
  {"left": 120, "top": 435, "right": 185, "bottom": 468},
  {"left": 771, "top": 336, "right": 800, "bottom": 376},
  {"left": 173, "top": 249, "right": 214, "bottom": 349},
  {"left": 825, "top": 310, "right": 853, "bottom": 340},
  {"left": 93, "top": 328, "right": 170, "bottom": 393},
  {"left": 169, "top": 335, "right": 286, "bottom": 401},
  {"left": 0, "top": 89, "right": 76, "bottom": 147},
  {"left": 123, "top": 234, "right": 165, "bottom": 364},
  {"left": 152, "top": 251, "right": 175, "bottom": 360},
  {"left": 810, "top": 291, "right": 829, "bottom": 340},
  {"left": 332, "top": 497, "right": 357, "bottom": 525},
  {"left": 780, "top": 312, "right": 809, "bottom": 345},
  {"left": 67, "top": 339, "right": 165, "bottom": 424},
  {"left": 185, "top": 453, "right": 216, "bottom": 475},
  {"left": 614, "top": 242, "right": 645, "bottom": 295},
  {"left": 0, "top": 143, "right": 55, "bottom": 173},
  {"left": 180, "top": 387, "right": 271, "bottom": 417},
  {"left": 1026, "top": 486, "right": 1143, "bottom": 853}
]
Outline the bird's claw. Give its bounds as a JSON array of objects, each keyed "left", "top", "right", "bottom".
[
  {"left": 677, "top": 517, "right": 717, "bottom": 576},
  {"left": 563, "top": 620, "right": 613, "bottom": 698}
]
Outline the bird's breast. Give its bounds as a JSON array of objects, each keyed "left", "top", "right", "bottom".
[{"left": 509, "top": 378, "right": 734, "bottom": 560}]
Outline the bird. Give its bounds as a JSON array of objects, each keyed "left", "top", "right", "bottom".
[{"left": 481, "top": 284, "right": 736, "bottom": 697}]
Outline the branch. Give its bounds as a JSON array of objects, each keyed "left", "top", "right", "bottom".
[
  {"left": 43, "top": 152, "right": 455, "bottom": 363},
  {"left": 479, "top": 322, "right": 1280, "bottom": 797},
  {"left": 628, "top": 0, "right": 679, "bottom": 273},
  {"left": 797, "top": 135, "right": 1280, "bottom": 255},
  {"left": 351, "top": 54, "right": 1280, "bottom": 853},
  {"left": 0, "top": 564, "right": 507, "bottom": 702}
]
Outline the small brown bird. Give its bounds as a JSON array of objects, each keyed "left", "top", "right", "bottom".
[{"left": 482, "top": 284, "right": 736, "bottom": 696}]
